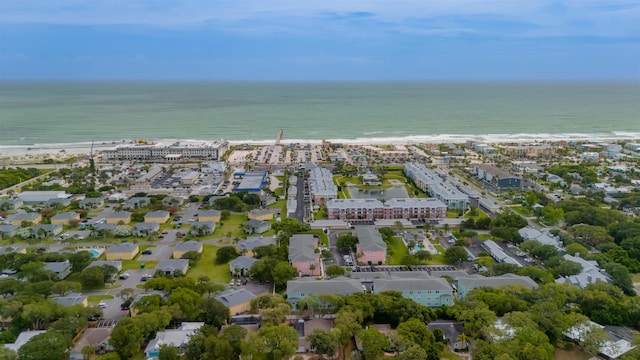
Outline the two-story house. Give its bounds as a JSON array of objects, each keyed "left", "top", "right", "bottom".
[{"left": 288, "top": 234, "right": 320, "bottom": 276}]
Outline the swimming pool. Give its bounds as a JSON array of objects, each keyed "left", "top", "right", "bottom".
[{"left": 86, "top": 250, "right": 100, "bottom": 258}]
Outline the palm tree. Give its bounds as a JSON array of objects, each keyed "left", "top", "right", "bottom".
[{"left": 81, "top": 345, "right": 95, "bottom": 360}]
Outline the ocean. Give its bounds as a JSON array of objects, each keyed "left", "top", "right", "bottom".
[{"left": 0, "top": 81, "right": 639, "bottom": 147}]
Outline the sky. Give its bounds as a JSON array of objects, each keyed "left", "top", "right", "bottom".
[{"left": 0, "top": 0, "right": 639, "bottom": 80}]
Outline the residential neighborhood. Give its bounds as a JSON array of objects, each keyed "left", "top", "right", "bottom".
[{"left": 0, "top": 139, "right": 640, "bottom": 360}]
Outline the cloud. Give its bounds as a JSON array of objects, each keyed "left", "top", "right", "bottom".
[{"left": 0, "top": 0, "right": 638, "bottom": 39}]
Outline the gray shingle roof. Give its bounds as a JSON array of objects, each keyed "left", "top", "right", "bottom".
[
  {"left": 230, "top": 256, "right": 258, "bottom": 271},
  {"left": 107, "top": 242, "right": 138, "bottom": 253},
  {"left": 289, "top": 234, "right": 317, "bottom": 263},
  {"left": 356, "top": 226, "right": 386, "bottom": 252},
  {"left": 458, "top": 274, "right": 538, "bottom": 292},
  {"left": 286, "top": 277, "right": 363, "bottom": 297},
  {"left": 174, "top": 241, "right": 203, "bottom": 253},
  {"left": 374, "top": 277, "right": 452, "bottom": 292},
  {"left": 216, "top": 288, "right": 257, "bottom": 307}
]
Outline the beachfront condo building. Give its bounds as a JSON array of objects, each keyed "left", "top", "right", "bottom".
[
  {"left": 308, "top": 167, "right": 338, "bottom": 205},
  {"left": 102, "top": 141, "right": 228, "bottom": 161},
  {"left": 403, "top": 162, "right": 470, "bottom": 210}
]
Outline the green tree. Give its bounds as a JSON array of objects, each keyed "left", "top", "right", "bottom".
[
  {"left": 397, "top": 345, "right": 428, "bottom": 360},
  {"left": 259, "top": 324, "right": 299, "bottom": 360},
  {"left": 216, "top": 246, "right": 239, "bottom": 264},
  {"left": 337, "top": 234, "right": 358, "bottom": 251},
  {"left": 18, "top": 330, "right": 72, "bottom": 360},
  {"left": 272, "top": 261, "right": 298, "bottom": 288},
  {"left": 79, "top": 266, "right": 105, "bottom": 289},
  {"left": 0, "top": 347, "right": 18, "bottom": 360},
  {"left": 110, "top": 320, "right": 144, "bottom": 359},
  {"left": 21, "top": 299, "right": 64, "bottom": 330},
  {"left": 51, "top": 281, "right": 82, "bottom": 296},
  {"left": 198, "top": 298, "right": 230, "bottom": 328},
  {"left": 69, "top": 251, "right": 93, "bottom": 272},
  {"left": 220, "top": 324, "right": 248, "bottom": 357},
  {"left": 168, "top": 287, "right": 202, "bottom": 321},
  {"left": 565, "top": 242, "right": 589, "bottom": 257},
  {"left": 325, "top": 264, "right": 345, "bottom": 278},
  {"left": 308, "top": 328, "right": 339, "bottom": 359},
  {"left": 158, "top": 344, "right": 181, "bottom": 360},
  {"left": 444, "top": 246, "right": 468, "bottom": 264},
  {"left": 359, "top": 327, "right": 389, "bottom": 360}
]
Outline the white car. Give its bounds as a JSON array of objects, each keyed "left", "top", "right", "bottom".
[
  {"left": 98, "top": 302, "right": 108, "bottom": 308},
  {"left": 230, "top": 279, "right": 235, "bottom": 286}
]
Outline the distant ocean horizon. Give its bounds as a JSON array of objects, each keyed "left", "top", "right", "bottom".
[{"left": 0, "top": 81, "right": 639, "bottom": 147}]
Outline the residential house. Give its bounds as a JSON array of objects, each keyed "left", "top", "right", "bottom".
[
  {"left": 198, "top": 210, "right": 222, "bottom": 222},
  {"left": 237, "top": 236, "right": 276, "bottom": 257},
  {"left": 482, "top": 240, "right": 522, "bottom": 267},
  {"left": 0, "top": 245, "right": 26, "bottom": 255},
  {"left": 33, "top": 224, "right": 63, "bottom": 239},
  {"left": 242, "top": 219, "right": 271, "bottom": 235},
  {"left": 229, "top": 256, "right": 258, "bottom": 277},
  {"left": 216, "top": 288, "right": 257, "bottom": 315},
  {"left": 144, "top": 322, "right": 204, "bottom": 359},
  {"left": 0, "top": 225, "right": 20, "bottom": 239},
  {"left": 156, "top": 259, "right": 190, "bottom": 276},
  {"left": 69, "top": 327, "right": 115, "bottom": 360},
  {"left": 51, "top": 294, "right": 88, "bottom": 307},
  {"left": 79, "top": 197, "right": 104, "bottom": 210},
  {"left": 162, "top": 196, "right": 184, "bottom": 208},
  {"left": 16, "top": 191, "right": 70, "bottom": 203},
  {"left": 286, "top": 277, "right": 363, "bottom": 310},
  {"left": 7, "top": 212, "right": 42, "bottom": 226},
  {"left": 87, "top": 260, "right": 123, "bottom": 272},
  {"left": 518, "top": 227, "right": 562, "bottom": 249},
  {"left": 288, "top": 234, "right": 320, "bottom": 276},
  {"left": 50, "top": 212, "right": 81, "bottom": 226},
  {"left": 47, "top": 198, "right": 72, "bottom": 208},
  {"left": 172, "top": 241, "right": 203, "bottom": 259},
  {"left": 91, "top": 223, "right": 118, "bottom": 238},
  {"left": 124, "top": 196, "right": 150, "bottom": 210},
  {"left": 556, "top": 254, "right": 609, "bottom": 289},
  {"left": 133, "top": 222, "right": 160, "bottom": 237},
  {"left": 144, "top": 210, "right": 170, "bottom": 223},
  {"left": 472, "top": 164, "right": 522, "bottom": 188},
  {"left": 248, "top": 209, "right": 274, "bottom": 221},
  {"left": 564, "top": 320, "right": 636, "bottom": 360},
  {"left": 372, "top": 277, "right": 453, "bottom": 307},
  {"left": 457, "top": 274, "right": 538, "bottom": 300},
  {"left": 3, "top": 330, "right": 46, "bottom": 353},
  {"left": 260, "top": 194, "right": 277, "bottom": 207},
  {"left": 189, "top": 221, "right": 216, "bottom": 236},
  {"left": 44, "top": 261, "right": 72, "bottom": 280},
  {"left": 355, "top": 226, "right": 387, "bottom": 265},
  {"left": 106, "top": 211, "right": 132, "bottom": 225},
  {"left": 0, "top": 198, "right": 23, "bottom": 211},
  {"left": 105, "top": 243, "right": 139, "bottom": 260}
]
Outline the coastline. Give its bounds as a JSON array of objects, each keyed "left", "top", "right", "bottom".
[{"left": 1, "top": 131, "right": 639, "bottom": 162}]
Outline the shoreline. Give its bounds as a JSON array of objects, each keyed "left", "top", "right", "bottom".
[{"left": 1, "top": 132, "right": 639, "bottom": 161}]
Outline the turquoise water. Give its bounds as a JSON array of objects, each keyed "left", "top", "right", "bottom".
[
  {"left": 0, "top": 81, "right": 638, "bottom": 146},
  {"left": 86, "top": 249, "right": 100, "bottom": 258}
]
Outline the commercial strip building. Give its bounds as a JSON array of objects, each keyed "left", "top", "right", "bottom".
[
  {"left": 326, "top": 198, "right": 446, "bottom": 221},
  {"left": 308, "top": 167, "right": 338, "bottom": 205},
  {"left": 102, "top": 141, "right": 228, "bottom": 161},
  {"left": 403, "top": 162, "right": 469, "bottom": 210},
  {"left": 472, "top": 164, "right": 521, "bottom": 189}
]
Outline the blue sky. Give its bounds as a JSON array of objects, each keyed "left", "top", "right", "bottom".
[{"left": 1, "top": 0, "right": 639, "bottom": 80}]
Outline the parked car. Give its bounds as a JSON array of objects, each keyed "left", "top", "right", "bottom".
[
  {"left": 142, "top": 249, "right": 152, "bottom": 255},
  {"left": 98, "top": 302, "right": 108, "bottom": 308},
  {"left": 119, "top": 273, "right": 130, "bottom": 280},
  {"left": 229, "top": 279, "right": 235, "bottom": 286},
  {"left": 141, "top": 274, "right": 152, "bottom": 282}
]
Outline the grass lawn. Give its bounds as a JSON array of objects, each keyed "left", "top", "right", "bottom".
[
  {"left": 122, "top": 260, "right": 158, "bottom": 270},
  {"left": 386, "top": 236, "right": 409, "bottom": 265},
  {"left": 303, "top": 229, "right": 328, "bottom": 247},
  {"left": 554, "top": 348, "right": 592, "bottom": 360},
  {"left": 477, "top": 233, "right": 492, "bottom": 241},
  {"left": 274, "top": 187, "right": 284, "bottom": 197},
  {"left": 87, "top": 294, "right": 114, "bottom": 303},
  {"left": 464, "top": 209, "right": 490, "bottom": 220},
  {"left": 447, "top": 210, "right": 463, "bottom": 218},
  {"left": 213, "top": 214, "right": 247, "bottom": 238},
  {"left": 187, "top": 244, "right": 231, "bottom": 283},
  {"left": 440, "top": 348, "right": 464, "bottom": 360},
  {"left": 632, "top": 273, "right": 640, "bottom": 283}
]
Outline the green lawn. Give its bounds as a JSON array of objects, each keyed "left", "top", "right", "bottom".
[
  {"left": 187, "top": 244, "right": 231, "bottom": 283},
  {"left": 386, "top": 236, "right": 409, "bottom": 265},
  {"left": 510, "top": 205, "right": 533, "bottom": 216},
  {"left": 274, "top": 187, "right": 284, "bottom": 196},
  {"left": 213, "top": 214, "right": 247, "bottom": 238},
  {"left": 303, "top": 229, "right": 328, "bottom": 247},
  {"left": 464, "top": 208, "right": 490, "bottom": 220},
  {"left": 447, "top": 210, "right": 463, "bottom": 218},
  {"left": 632, "top": 273, "right": 640, "bottom": 283},
  {"left": 122, "top": 260, "right": 158, "bottom": 270}
]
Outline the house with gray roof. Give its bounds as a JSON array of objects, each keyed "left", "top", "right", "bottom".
[
  {"left": 47, "top": 197, "right": 72, "bottom": 207},
  {"left": 189, "top": 221, "right": 216, "bottom": 236},
  {"left": 173, "top": 241, "right": 203, "bottom": 259},
  {"left": 33, "top": 224, "right": 63, "bottom": 239},
  {"left": 69, "top": 326, "right": 115, "bottom": 360},
  {"left": 156, "top": 259, "right": 190, "bottom": 276},
  {"left": 286, "top": 277, "right": 364, "bottom": 309},
  {"left": 457, "top": 274, "right": 538, "bottom": 299},
  {"left": 162, "top": 196, "right": 184, "bottom": 207},
  {"left": 518, "top": 227, "right": 562, "bottom": 249},
  {"left": 7, "top": 212, "right": 42, "bottom": 226},
  {"left": 237, "top": 236, "right": 276, "bottom": 254},
  {"left": 144, "top": 322, "right": 204, "bottom": 359},
  {"left": 0, "top": 225, "right": 20, "bottom": 239},
  {"left": 79, "top": 197, "right": 104, "bottom": 210},
  {"left": 556, "top": 254, "right": 609, "bottom": 289},
  {"left": 124, "top": 196, "right": 150, "bottom": 210},
  {"left": 289, "top": 234, "right": 320, "bottom": 276},
  {"left": 355, "top": 226, "right": 387, "bottom": 265},
  {"left": 105, "top": 242, "right": 139, "bottom": 260},
  {"left": 216, "top": 288, "right": 257, "bottom": 314},
  {"left": 242, "top": 219, "right": 271, "bottom": 234},
  {"left": 0, "top": 245, "right": 26, "bottom": 256},
  {"left": 133, "top": 222, "right": 160, "bottom": 237},
  {"left": 3, "top": 330, "right": 46, "bottom": 353},
  {"left": 44, "top": 261, "right": 72, "bottom": 280},
  {"left": 17, "top": 191, "right": 70, "bottom": 203},
  {"left": 372, "top": 277, "right": 453, "bottom": 307},
  {"left": 0, "top": 198, "right": 23, "bottom": 211},
  {"left": 87, "top": 260, "right": 123, "bottom": 272},
  {"left": 229, "top": 256, "right": 258, "bottom": 277}
]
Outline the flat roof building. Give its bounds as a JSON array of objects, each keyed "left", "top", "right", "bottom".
[
  {"left": 404, "top": 163, "right": 469, "bottom": 210},
  {"left": 236, "top": 172, "right": 267, "bottom": 193}
]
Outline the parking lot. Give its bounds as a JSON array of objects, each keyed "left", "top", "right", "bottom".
[{"left": 350, "top": 265, "right": 456, "bottom": 273}]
